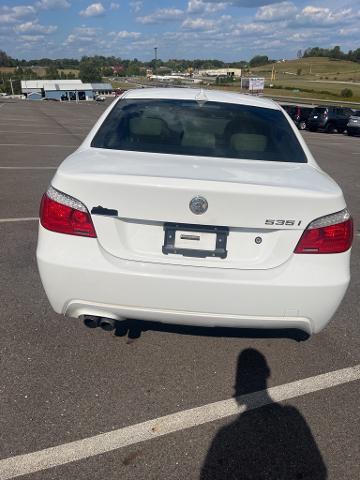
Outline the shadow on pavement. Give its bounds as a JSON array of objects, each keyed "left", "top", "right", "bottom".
[
  {"left": 112, "top": 319, "right": 309, "bottom": 342},
  {"left": 200, "top": 349, "right": 327, "bottom": 480}
]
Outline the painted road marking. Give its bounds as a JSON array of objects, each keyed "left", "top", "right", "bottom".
[
  {"left": 0, "top": 364, "right": 359, "bottom": 480},
  {"left": 0, "top": 217, "right": 38, "bottom": 223}
]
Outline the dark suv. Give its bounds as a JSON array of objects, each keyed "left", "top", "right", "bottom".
[
  {"left": 282, "top": 105, "right": 313, "bottom": 130},
  {"left": 307, "top": 106, "right": 353, "bottom": 133},
  {"left": 347, "top": 110, "right": 360, "bottom": 136}
]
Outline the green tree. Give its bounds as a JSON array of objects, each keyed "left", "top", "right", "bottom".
[
  {"left": 0, "top": 50, "right": 15, "bottom": 67},
  {"left": 341, "top": 88, "right": 353, "bottom": 98},
  {"left": 79, "top": 60, "right": 102, "bottom": 83},
  {"left": 102, "top": 66, "right": 113, "bottom": 77},
  {"left": 45, "top": 65, "right": 59, "bottom": 79},
  {"left": 249, "top": 55, "right": 270, "bottom": 67}
]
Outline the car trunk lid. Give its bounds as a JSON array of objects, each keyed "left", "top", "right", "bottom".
[{"left": 52, "top": 148, "right": 344, "bottom": 270}]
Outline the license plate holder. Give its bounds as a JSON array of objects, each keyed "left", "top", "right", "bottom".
[{"left": 162, "top": 223, "right": 229, "bottom": 259}]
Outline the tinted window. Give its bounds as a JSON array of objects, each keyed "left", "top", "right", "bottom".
[
  {"left": 312, "top": 107, "right": 326, "bottom": 114},
  {"left": 353, "top": 110, "right": 360, "bottom": 116},
  {"left": 92, "top": 99, "right": 307, "bottom": 163}
]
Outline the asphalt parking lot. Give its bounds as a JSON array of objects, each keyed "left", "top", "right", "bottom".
[{"left": 0, "top": 99, "right": 359, "bottom": 480}]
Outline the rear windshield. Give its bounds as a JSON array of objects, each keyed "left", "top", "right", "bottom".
[
  {"left": 92, "top": 99, "right": 307, "bottom": 163},
  {"left": 312, "top": 107, "right": 326, "bottom": 114}
]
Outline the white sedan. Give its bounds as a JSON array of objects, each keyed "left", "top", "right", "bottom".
[{"left": 36, "top": 88, "right": 353, "bottom": 335}]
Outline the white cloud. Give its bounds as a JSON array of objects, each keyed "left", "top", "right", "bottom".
[
  {"left": 130, "top": 1, "right": 142, "bottom": 13},
  {"left": 109, "top": 30, "right": 141, "bottom": 38},
  {"left": 338, "top": 26, "right": 359, "bottom": 36},
  {"left": 205, "top": 0, "right": 280, "bottom": 7},
  {"left": 187, "top": 1, "right": 226, "bottom": 14},
  {"left": 256, "top": 2, "right": 297, "bottom": 22},
  {"left": 36, "top": 0, "right": 70, "bottom": 9},
  {"left": 14, "top": 20, "right": 57, "bottom": 34},
  {"left": 182, "top": 17, "right": 216, "bottom": 30},
  {"left": 294, "top": 6, "right": 353, "bottom": 27},
  {"left": 110, "top": 2, "right": 120, "bottom": 10},
  {"left": 19, "top": 34, "right": 45, "bottom": 42},
  {"left": 64, "top": 26, "right": 100, "bottom": 45},
  {"left": 0, "top": 5, "right": 36, "bottom": 24},
  {"left": 137, "top": 8, "right": 184, "bottom": 24},
  {"left": 80, "top": 2, "right": 105, "bottom": 17}
]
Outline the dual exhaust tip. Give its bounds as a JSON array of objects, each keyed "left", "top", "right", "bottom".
[{"left": 82, "top": 315, "right": 116, "bottom": 331}]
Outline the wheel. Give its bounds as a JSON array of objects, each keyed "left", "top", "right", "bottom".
[
  {"left": 347, "top": 129, "right": 354, "bottom": 136},
  {"left": 325, "top": 123, "right": 335, "bottom": 133},
  {"left": 298, "top": 121, "right": 306, "bottom": 130},
  {"left": 337, "top": 127, "right": 345, "bottom": 134}
]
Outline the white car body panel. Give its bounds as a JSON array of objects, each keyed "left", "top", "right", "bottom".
[{"left": 36, "top": 88, "right": 351, "bottom": 334}]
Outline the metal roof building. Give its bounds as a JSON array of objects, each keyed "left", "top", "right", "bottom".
[
  {"left": 90, "top": 83, "right": 113, "bottom": 94},
  {"left": 21, "top": 79, "right": 94, "bottom": 101}
]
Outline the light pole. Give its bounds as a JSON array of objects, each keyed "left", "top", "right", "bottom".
[{"left": 154, "top": 47, "right": 158, "bottom": 75}]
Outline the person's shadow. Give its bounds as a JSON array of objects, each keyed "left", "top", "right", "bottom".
[{"left": 200, "top": 349, "right": 327, "bottom": 480}]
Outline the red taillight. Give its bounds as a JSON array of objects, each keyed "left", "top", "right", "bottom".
[
  {"left": 295, "top": 210, "right": 353, "bottom": 254},
  {"left": 40, "top": 187, "right": 96, "bottom": 238}
]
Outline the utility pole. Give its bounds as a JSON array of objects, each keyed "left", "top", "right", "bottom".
[
  {"left": 154, "top": 47, "right": 158, "bottom": 74},
  {"left": 10, "top": 78, "right": 14, "bottom": 96},
  {"left": 271, "top": 65, "right": 276, "bottom": 82}
]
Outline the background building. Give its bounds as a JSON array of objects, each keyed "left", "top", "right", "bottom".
[
  {"left": 21, "top": 80, "right": 112, "bottom": 100},
  {"left": 91, "top": 83, "right": 113, "bottom": 95},
  {"left": 197, "top": 68, "right": 242, "bottom": 78}
]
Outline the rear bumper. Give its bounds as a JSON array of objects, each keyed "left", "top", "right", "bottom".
[
  {"left": 307, "top": 120, "right": 325, "bottom": 130},
  {"left": 347, "top": 126, "right": 360, "bottom": 135},
  {"left": 36, "top": 225, "right": 351, "bottom": 334}
]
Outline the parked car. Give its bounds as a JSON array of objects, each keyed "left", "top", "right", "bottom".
[
  {"left": 36, "top": 88, "right": 353, "bottom": 336},
  {"left": 282, "top": 105, "right": 313, "bottom": 130},
  {"left": 346, "top": 110, "right": 360, "bottom": 136},
  {"left": 307, "top": 106, "right": 353, "bottom": 133},
  {"left": 95, "top": 95, "right": 106, "bottom": 102}
]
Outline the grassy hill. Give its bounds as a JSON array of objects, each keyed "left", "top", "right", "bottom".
[
  {"left": 251, "top": 57, "right": 360, "bottom": 81},
  {"left": 248, "top": 57, "right": 360, "bottom": 103}
]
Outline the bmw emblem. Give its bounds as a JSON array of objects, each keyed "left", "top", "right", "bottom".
[{"left": 189, "top": 196, "right": 208, "bottom": 215}]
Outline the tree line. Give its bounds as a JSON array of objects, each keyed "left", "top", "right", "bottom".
[
  {"left": 0, "top": 50, "right": 261, "bottom": 73},
  {"left": 303, "top": 46, "right": 360, "bottom": 63}
]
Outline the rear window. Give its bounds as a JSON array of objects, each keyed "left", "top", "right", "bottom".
[
  {"left": 92, "top": 99, "right": 307, "bottom": 163},
  {"left": 312, "top": 107, "right": 326, "bottom": 114}
]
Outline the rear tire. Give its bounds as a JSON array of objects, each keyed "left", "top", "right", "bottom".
[
  {"left": 325, "top": 123, "right": 335, "bottom": 134},
  {"left": 298, "top": 121, "right": 306, "bottom": 130},
  {"left": 338, "top": 127, "right": 345, "bottom": 134},
  {"left": 347, "top": 129, "right": 354, "bottom": 136}
]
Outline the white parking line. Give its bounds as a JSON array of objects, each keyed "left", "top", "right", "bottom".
[
  {"left": 0, "top": 364, "right": 359, "bottom": 480},
  {"left": 0, "top": 217, "right": 38, "bottom": 223}
]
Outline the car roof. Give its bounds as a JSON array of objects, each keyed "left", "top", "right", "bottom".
[{"left": 123, "top": 87, "right": 280, "bottom": 110}]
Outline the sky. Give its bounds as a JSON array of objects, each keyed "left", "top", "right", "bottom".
[{"left": 0, "top": 0, "right": 359, "bottom": 61}]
